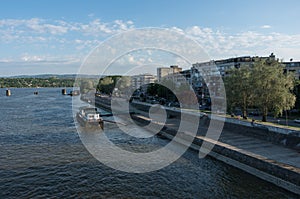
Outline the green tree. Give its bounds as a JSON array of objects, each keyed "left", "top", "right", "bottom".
[
  {"left": 147, "top": 83, "right": 160, "bottom": 96},
  {"left": 80, "top": 79, "right": 94, "bottom": 94},
  {"left": 115, "top": 76, "right": 132, "bottom": 96},
  {"left": 224, "top": 66, "right": 253, "bottom": 118},
  {"left": 157, "top": 79, "right": 176, "bottom": 100},
  {"left": 97, "top": 76, "right": 114, "bottom": 94},
  {"left": 252, "top": 58, "right": 296, "bottom": 122}
]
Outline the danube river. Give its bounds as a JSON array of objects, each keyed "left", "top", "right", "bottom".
[{"left": 0, "top": 88, "right": 296, "bottom": 198}]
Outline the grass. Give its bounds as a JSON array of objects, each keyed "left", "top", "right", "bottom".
[
  {"left": 224, "top": 114, "right": 300, "bottom": 131},
  {"left": 182, "top": 107, "right": 300, "bottom": 131},
  {"left": 148, "top": 104, "right": 300, "bottom": 131}
]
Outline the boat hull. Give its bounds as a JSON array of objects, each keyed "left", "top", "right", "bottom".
[{"left": 76, "top": 113, "right": 104, "bottom": 130}]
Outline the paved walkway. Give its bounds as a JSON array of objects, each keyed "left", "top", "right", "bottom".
[
  {"left": 219, "top": 131, "right": 300, "bottom": 169},
  {"left": 132, "top": 105, "right": 300, "bottom": 170}
]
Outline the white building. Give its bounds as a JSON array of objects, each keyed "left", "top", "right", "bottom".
[
  {"left": 130, "top": 73, "right": 157, "bottom": 91},
  {"left": 157, "top": 65, "right": 182, "bottom": 82}
]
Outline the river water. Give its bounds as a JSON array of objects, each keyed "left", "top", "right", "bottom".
[{"left": 0, "top": 88, "right": 296, "bottom": 198}]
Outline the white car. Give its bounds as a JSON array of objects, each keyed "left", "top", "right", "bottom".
[{"left": 294, "top": 119, "right": 300, "bottom": 123}]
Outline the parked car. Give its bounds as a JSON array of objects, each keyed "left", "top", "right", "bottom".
[
  {"left": 294, "top": 119, "right": 300, "bottom": 123},
  {"left": 168, "top": 102, "right": 180, "bottom": 108}
]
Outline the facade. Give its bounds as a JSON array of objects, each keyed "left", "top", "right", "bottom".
[
  {"left": 157, "top": 65, "right": 182, "bottom": 82},
  {"left": 191, "top": 56, "right": 254, "bottom": 105},
  {"left": 284, "top": 61, "right": 300, "bottom": 109},
  {"left": 190, "top": 54, "right": 277, "bottom": 105},
  {"left": 130, "top": 73, "right": 157, "bottom": 91},
  {"left": 163, "top": 69, "right": 191, "bottom": 87},
  {"left": 192, "top": 56, "right": 254, "bottom": 78},
  {"left": 283, "top": 61, "right": 300, "bottom": 80}
]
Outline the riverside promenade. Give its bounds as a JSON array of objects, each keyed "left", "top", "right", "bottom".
[
  {"left": 130, "top": 101, "right": 300, "bottom": 195},
  {"left": 94, "top": 97, "right": 300, "bottom": 195}
]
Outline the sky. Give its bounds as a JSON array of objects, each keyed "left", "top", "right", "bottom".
[{"left": 0, "top": 0, "right": 300, "bottom": 76}]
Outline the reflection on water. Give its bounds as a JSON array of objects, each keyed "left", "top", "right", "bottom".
[{"left": 0, "top": 88, "right": 296, "bottom": 198}]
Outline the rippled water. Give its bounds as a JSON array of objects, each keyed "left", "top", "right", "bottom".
[{"left": 0, "top": 88, "right": 296, "bottom": 198}]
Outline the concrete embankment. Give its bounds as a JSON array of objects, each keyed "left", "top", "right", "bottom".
[
  {"left": 95, "top": 95, "right": 112, "bottom": 112},
  {"left": 95, "top": 97, "right": 300, "bottom": 195},
  {"left": 132, "top": 114, "right": 300, "bottom": 195}
]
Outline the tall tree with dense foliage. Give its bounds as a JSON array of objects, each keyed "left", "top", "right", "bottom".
[
  {"left": 224, "top": 66, "right": 253, "bottom": 118},
  {"left": 97, "top": 76, "right": 114, "bottom": 94},
  {"left": 225, "top": 58, "right": 296, "bottom": 122},
  {"left": 252, "top": 58, "right": 296, "bottom": 122}
]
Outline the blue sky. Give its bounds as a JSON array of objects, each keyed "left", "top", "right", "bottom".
[{"left": 0, "top": 0, "right": 300, "bottom": 76}]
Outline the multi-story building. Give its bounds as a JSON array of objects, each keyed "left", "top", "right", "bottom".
[
  {"left": 283, "top": 60, "right": 300, "bottom": 109},
  {"left": 192, "top": 56, "right": 254, "bottom": 78},
  {"left": 283, "top": 61, "right": 300, "bottom": 80},
  {"left": 157, "top": 65, "right": 182, "bottom": 82},
  {"left": 190, "top": 54, "right": 277, "bottom": 105},
  {"left": 163, "top": 69, "right": 191, "bottom": 87},
  {"left": 130, "top": 73, "right": 157, "bottom": 91}
]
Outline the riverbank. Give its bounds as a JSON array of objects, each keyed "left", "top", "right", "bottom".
[
  {"left": 131, "top": 110, "right": 300, "bottom": 195},
  {"left": 2, "top": 88, "right": 296, "bottom": 198},
  {"left": 94, "top": 96, "right": 300, "bottom": 195}
]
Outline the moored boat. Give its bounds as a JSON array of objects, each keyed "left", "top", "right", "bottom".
[
  {"left": 69, "top": 90, "right": 80, "bottom": 96},
  {"left": 76, "top": 107, "right": 103, "bottom": 129}
]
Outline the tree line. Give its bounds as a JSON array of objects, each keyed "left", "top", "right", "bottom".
[
  {"left": 225, "top": 58, "right": 297, "bottom": 122},
  {"left": 79, "top": 75, "right": 132, "bottom": 95},
  {"left": 0, "top": 77, "right": 75, "bottom": 88}
]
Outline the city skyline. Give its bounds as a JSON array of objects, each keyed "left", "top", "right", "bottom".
[{"left": 1, "top": 0, "right": 300, "bottom": 76}]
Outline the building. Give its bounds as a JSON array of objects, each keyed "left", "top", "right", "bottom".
[
  {"left": 190, "top": 54, "right": 278, "bottom": 105},
  {"left": 163, "top": 69, "right": 191, "bottom": 87},
  {"left": 191, "top": 56, "right": 254, "bottom": 104},
  {"left": 282, "top": 60, "right": 300, "bottom": 109},
  {"left": 130, "top": 73, "right": 157, "bottom": 91},
  {"left": 283, "top": 61, "right": 300, "bottom": 80},
  {"left": 192, "top": 56, "right": 254, "bottom": 78},
  {"left": 157, "top": 65, "right": 182, "bottom": 82}
]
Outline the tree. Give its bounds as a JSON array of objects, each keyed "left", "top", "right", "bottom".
[
  {"left": 97, "top": 77, "right": 114, "bottom": 94},
  {"left": 114, "top": 76, "right": 132, "bottom": 97},
  {"left": 224, "top": 66, "right": 253, "bottom": 118},
  {"left": 147, "top": 83, "right": 160, "bottom": 96},
  {"left": 157, "top": 79, "right": 177, "bottom": 101},
  {"left": 145, "top": 80, "right": 178, "bottom": 102},
  {"left": 252, "top": 58, "right": 296, "bottom": 122},
  {"left": 80, "top": 79, "right": 94, "bottom": 94},
  {"left": 224, "top": 58, "right": 296, "bottom": 122}
]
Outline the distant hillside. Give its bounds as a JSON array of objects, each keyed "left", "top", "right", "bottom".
[
  {"left": 0, "top": 77, "right": 75, "bottom": 88},
  {"left": 9, "top": 74, "right": 101, "bottom": 79},
  {"left": 0, "top": 74, "right": 104, "bottom": 88}
]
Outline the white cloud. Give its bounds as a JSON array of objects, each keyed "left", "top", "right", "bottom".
[
  {"left": 0, "top": 53, "right": 81, "bottom": 65},
  {"left": 0, "top": 18, "right": 135, "bottom": 42},
  {"left": 182, "top": 25, "right": 300, "bottom": 61},
  {"left": 0, "top": 18, "right": 68, "bottom": 35},
  {"left": 1, "top": 17, "right": 300, "bottom": 75},
  {"left": 261, "top": 25, "right": 271, "bottom": 29},
  {"left": 79, "top": 19, "right": 134, "bottom": 36},
  {"left": 21, "top": 55, "right": 43, "bottom": 62}
]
